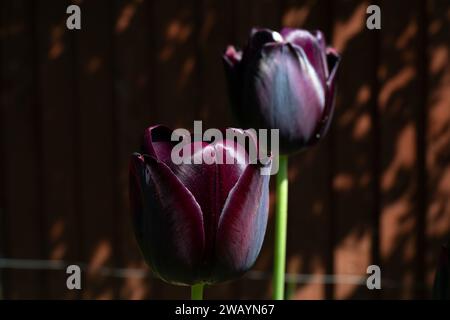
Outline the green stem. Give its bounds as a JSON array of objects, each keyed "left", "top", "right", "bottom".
[
  {"left": 191, "top": 283, "right": 204, "bottom": 300},
  {"left": 273, "top": 155, "right": 288, "bottom": 300}
]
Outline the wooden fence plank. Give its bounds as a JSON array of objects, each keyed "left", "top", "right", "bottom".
[
  {"left": 378, "top": 0, "right": 424, "bottom": 299},
  {"left": 153, "top": 0, "right": 201, "bottom": 129},
  {"left": 332, "top": 0, "right": 378, "bottom": 299},
  {"left": 196, "top": 0, "right": 234, "bottom": 129},
  {"left": 0, "top": 0, "right": 7, "bottom": 299},
  {"left": 75, "top": 0, "right": 117, "bottom": 299},
  {"left": 36, "top": 0, "right": 80, "bottom": 299},
  {"left": 0, "top": 0, "right": 43, "bottom": 299},
  {"left": 425, "top": 0, "right": 450, "bottom": 298},
  {"left": 112, "top": 0, "right": 155, "bottom": 300}
]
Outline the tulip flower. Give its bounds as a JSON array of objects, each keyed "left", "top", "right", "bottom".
[
  {"left": 129, "top": 125, "right": 271, "bottom": 298},
  {"left": 223, "top": 28, "right": 340, "bottom": 155},
  {"left": 223, "top": 28, "right": 340, "bottom": 299}
]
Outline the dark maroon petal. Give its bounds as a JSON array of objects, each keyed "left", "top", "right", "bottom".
[
  {"left": 282, "top": 29, "right": 328, "bottom": 84},
  {"left": 213, "top": 162, "right": 271, "bottom": 281},
  {"left": 248, "top": 28, "right": 282, "bottom": 51},
  {"left": 280, "top": 27, "right": 303, "bottom": 40},
  {"left": 142, "top": 125, "right": 176, "bottom": 167},
  {"left": 130, "top": 153, "right": 205, "bottom": 285},
  {"left": 326, "top": 47, "right": 340, "bottom": 85},
  {"left": 313, "top": 84, "right": 336, "bottom": 142},
  {"left": 225, "top": 128, "right": 259, "bottom": 164},
  {"left": 243, "top": 42, "right": 327, "bottom": 153},
  {"left": 326, "top": 49, "right": 340, "bottom": 102},
  {"left": 226, "top": 29, "right": 282, "bottom": 129},
  {"left": 309, "top": 48, "right": 340, "bottom": 146},
  {"left": 223, "top": 45, "right": 242, "bottom": 68},
  {"left": 171, "top": 140, "right": 248, "bottom": 264},
  {"left": 243, "top": 28, "right": 284, "bottom": 63},
  {"left": 313, "top": 30, "right": 327, "bottom": 53}
]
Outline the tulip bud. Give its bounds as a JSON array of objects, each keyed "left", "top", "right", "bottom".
[
  {"left": 129, "top": 125, "right": 271, "bottom": 285},
  {"left": 223, "top": 28, "right": 340, "bottom": 155}
]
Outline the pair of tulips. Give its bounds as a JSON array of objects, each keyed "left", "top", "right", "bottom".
[{"left": 129, "top": 28, "right": 340, "bottom": 297}]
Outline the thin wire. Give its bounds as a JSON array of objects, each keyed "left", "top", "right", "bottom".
[{"left": 0, "top": 257, "right": 399, "bottom": 287}]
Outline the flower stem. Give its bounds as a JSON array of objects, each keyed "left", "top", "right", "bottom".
[
  {"left": 191, "top": 283, "right": 204, "bottom": 300},
  {"left": 273, "top": 155, "right": 288, "bottom": 300}
]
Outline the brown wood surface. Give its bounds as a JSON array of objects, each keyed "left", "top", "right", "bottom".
[{"left": 0, "top": 0, "right": 448, "bottom": 299}]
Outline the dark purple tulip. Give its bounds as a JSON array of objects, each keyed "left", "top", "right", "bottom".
[
  {"left": 223, "top": 28, "right": 340, "bottom": 154},
  {"left": 129, "top": 125, "right": 271, "bottom": 285}
]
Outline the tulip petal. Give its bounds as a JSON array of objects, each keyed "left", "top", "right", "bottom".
[
  {"left": 172, "top": 140, "right": 248, "bottom": 263},
  {"left": 325, "top": 49, "right": 340, "bottom": 109},
  {"left": 313, "top": 30, "right": 327, "bottom": 54},
  {"left": 130, "top": 153, "right": 205, "bottom": 285},
  {"left": 142, "top": 125, "right": 177, "bottom": 167},
  {"left": 226, "top": 128, "right": 260, "bottom": 164},
  {"left": 326, "top": 47, "right": 340, "bottom": 86},
  {"left": 281, "top": 28, "right": 328, "bottom": 84},
  {"left": 248, "top": 28, "right": 282, "bottom": 53},
  {"left": 308, "top": 49, "right": 341, "bottom": 146},
  {"left": 213, "top": 162, "right": 271, "bottom": 281},
  {"left": 280, "top": 27, "right": 294, "bottom": 38},
  {"left": 244, "top": 42, "right": 326, "bottom": 153},
  {"left": 223, "top": 45, "right": 242, "bottom": 68}
]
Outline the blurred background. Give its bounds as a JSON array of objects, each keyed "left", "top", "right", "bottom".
[{"left": 0, "top": 0, "right": 449, "bottom": 299}]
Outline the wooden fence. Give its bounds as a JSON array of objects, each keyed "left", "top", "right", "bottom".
[{"left": 0, "top": 0, "right": 449, "bottom": 299}]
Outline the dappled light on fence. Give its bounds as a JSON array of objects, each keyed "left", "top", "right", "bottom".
[{"left": 0, "top": 0, "right": 449, "bottom": 299}]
